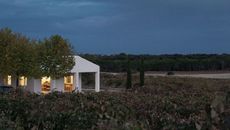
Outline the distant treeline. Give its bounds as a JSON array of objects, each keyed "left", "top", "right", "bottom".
[{"left": 80, "top": 53, "right": 230, "bottom": 72}]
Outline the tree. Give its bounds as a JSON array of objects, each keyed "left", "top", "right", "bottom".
[
  {"left": 140, "top": 57, "right": 145, "bottom": 87},
  {"left": 126, "top": 56, "right": 132, "bottom": 89},
  {"left": 0, "top": 28, "right": 16, "bottom": 76},
  {"left": 9, "top": 33, "right": 37, "bottom": 86},
  {"left": 38, "top": 35, "right": 75, "bottom": 79},
  {"left": 0, "top": 28, "right": 76, "bottom": 86},
  {"left": 0, "top": 28, "right": 40, "bottom": 87}
]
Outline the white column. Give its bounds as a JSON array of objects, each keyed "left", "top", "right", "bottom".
[
  {"left": 74, "top": 73, "right": 78, "bottom": 92},
  {"left": 51, "top": 79, "right": 56, "bottom": 92},
  {"left": 34, "top": 79, "right": 41, "bottom": 94},
  {"left": 78, "top": 73, "right": 82, "bottom": 92},
  {"left": 73, "top": 73, "right": 77, "bottom": 92},
  {"left": 55, "top": 78, "right": 64, "bottom": 92},
  {"left": 95, "top": 71, "right": 100, "bottom": 92},
  {"left": 76, "top": 72, "right": 82, "bottom": 92},
  {"left": 26, "top": 78, "right": 35, "bottom": 92},
  {"left": 11, "top": 76, "right": 17, "bottom": 88}
]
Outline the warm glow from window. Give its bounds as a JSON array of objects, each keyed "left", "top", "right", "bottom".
[
  {"left": 41, "top": 77, "right": 51, "bottom": 84},
  {"left": 4, "top": 75, "right": 11, "bottom": 86},
  {"left": 64, "top": 75, "right": 74, "bottom": 92},
  {"left": 19, "top": 76, "right": 27, "bottom": 86},
  {"left": 64, "top": 75, "right": 73, "bottom": 84},
  {"left": 41, "top": 77, "right": 51, "bottom": 94}
]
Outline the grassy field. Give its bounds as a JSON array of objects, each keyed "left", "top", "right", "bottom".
[{"left": 0, "top": 75, "right": 230, "bottom": 129}]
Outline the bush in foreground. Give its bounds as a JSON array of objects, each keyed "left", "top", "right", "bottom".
[{"left": 0, "top": 77, "right": 230, "bottom": 130}]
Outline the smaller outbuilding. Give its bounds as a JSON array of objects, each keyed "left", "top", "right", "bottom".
[{"left": 0, "top": 56, "right": 100, "bottom": 94}]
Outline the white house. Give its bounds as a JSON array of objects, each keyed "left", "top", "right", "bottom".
[{"left": 0, "top": 56, "right": 100, "bottom": 94}]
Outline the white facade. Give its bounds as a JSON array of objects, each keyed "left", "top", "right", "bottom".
[
  {"left": 0, "top": 56, "right": 100, "bottom": 94},
  {"left": 71, "top": 56, "right": 100, "bottom": 92}
]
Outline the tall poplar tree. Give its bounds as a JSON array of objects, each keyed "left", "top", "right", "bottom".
[
  {"left": 126, "top": 56, "right": 132, "bottom": 89},
  {"left": 140, "top": 57, "right": 145, "bottom": 87}
]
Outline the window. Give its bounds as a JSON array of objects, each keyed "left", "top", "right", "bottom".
[
  {"left": 19, "top": 76, "right": 27, "bottom": 87},
  {"left": 64, "top": 75, "right": 73, "bottom": 84},
  {"left": 64, "top": 75, "right": 74, "bottom": 92},
  {"left": 3, "top": 75, "right": 12, "bottom": 86},
  {"left": 41, "top": 77, "right": 51, "bottom": 94}
]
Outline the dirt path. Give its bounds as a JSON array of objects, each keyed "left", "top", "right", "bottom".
[
  {"left": 176, "top": 73, "right": 230, "bottom": 79},
  {"left": 146, "top": 73, "right": 230, "bottom": 79},
  {"left": 102, "top": 71, "right": 230, "bottom": 79}
]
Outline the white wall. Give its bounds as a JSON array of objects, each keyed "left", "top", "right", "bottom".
[
  {"left": 71, "top": 56, "right": 100, "bottom": 92},
  {"left": 34, "top": 79, "right": 41, "bottom": 94},
  {"left": 26, "top": 78, "right": 35, "bottom": 92},
  {"left": 55, "top": 78, "right": 64, "bottom": 92},
  {"left": 71, "top": 56, "right": 100, "bottom": 73},
  {"left": 23, "top": 56, "right": 100, "bottom": 93},
  {"left": 95, "top": 71, "right": 100, "bottom": 92}
]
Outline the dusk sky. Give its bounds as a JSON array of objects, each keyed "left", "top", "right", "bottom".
[{"left": 0, "top": 0, "right": 230, "bottom": 54}]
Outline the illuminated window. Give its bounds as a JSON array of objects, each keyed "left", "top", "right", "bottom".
[
  {"left": 19, "top": 76, "right": 27, "bottom": 87},
  {"left": 64, "top": 75, "right": 74, "bottom": 92},
  {"left": 64, "top": 75, "right": 73, "bottom": 84},
  {"left": 3, "top": 75, "right": 11, "bottom": 86},
  {"left": 41, "top": 77, "right": 51, "bottom": 94}
]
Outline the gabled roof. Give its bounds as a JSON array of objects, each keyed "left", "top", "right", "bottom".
[{"left": 71, "top": 56, "right": 100, "bottom": 73}]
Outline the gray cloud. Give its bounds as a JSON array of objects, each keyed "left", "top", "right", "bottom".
[{"left": 0, "top": 0, "right": 230, "bottom": 54}]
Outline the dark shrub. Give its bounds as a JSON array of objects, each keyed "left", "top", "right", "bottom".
[{"left": 167, "top": 71, "right": 175, "bottom": 75}]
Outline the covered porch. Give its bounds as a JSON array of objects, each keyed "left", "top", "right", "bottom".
[
  {"left": 27, "top": 56, "right": 100, "bottom": 94},
  {"left": 0, "top": 56, "right": 100, "bottom": 94}
]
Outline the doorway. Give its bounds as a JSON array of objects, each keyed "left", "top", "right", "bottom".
[
  {"left": 3, "top": 75, "right": 12, "bottom": 86},
  {"left": 41, "top": 77, "right": 51, "bottom": 94},
  {"left": 64, "top": 75, "right": 74, "bottom": 92}
]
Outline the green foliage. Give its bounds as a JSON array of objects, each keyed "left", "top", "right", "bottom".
[
  {"left": 0, "top": 28, "right": 38, "bottom": 86},
  {"left": 81, "top": 53, "right": 230, "bottom": 72},
  {"left": 0, "top": 77, "right": 230, "bottom": 129},
  {"left": 10, "top": 34, "right": 36, "bottom": 79},
  {"left": 167, "top": 71, "right": 175, "bottom": 75},
  {"left": 37, "top": 35, "right": 75, "bottom": 78},
  {"left": 0, "top": 28, "right": 16, "bottom": 76},
  {"left": 0, "top": 92, "right": 133, "bottom": 130},
  {"left": 0, "top": 28, "right": 75, "bottom": 80}
]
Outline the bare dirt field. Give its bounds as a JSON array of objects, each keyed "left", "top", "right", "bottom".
[
  {"left": 145, "top": 71, "right": 230, "bottom": 79},
  {"left": 175, "top": 73, "right": 230, "bottom": 79},
  {"left": 102, "top": 71, "right": 230, "bottom": 79},
  {"left": 82, "top": 72, "right": 230, "bottom": 92}
]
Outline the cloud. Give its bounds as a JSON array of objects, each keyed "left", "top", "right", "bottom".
[
  {"left": 0, "top": 0, "right": 230, "bottom": 54},
  {"left": 2, "top": 0, "right": 103, "bottom": 7},
  {"left": 54, "top": 15, "right": 123, "bottom": 32}
]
